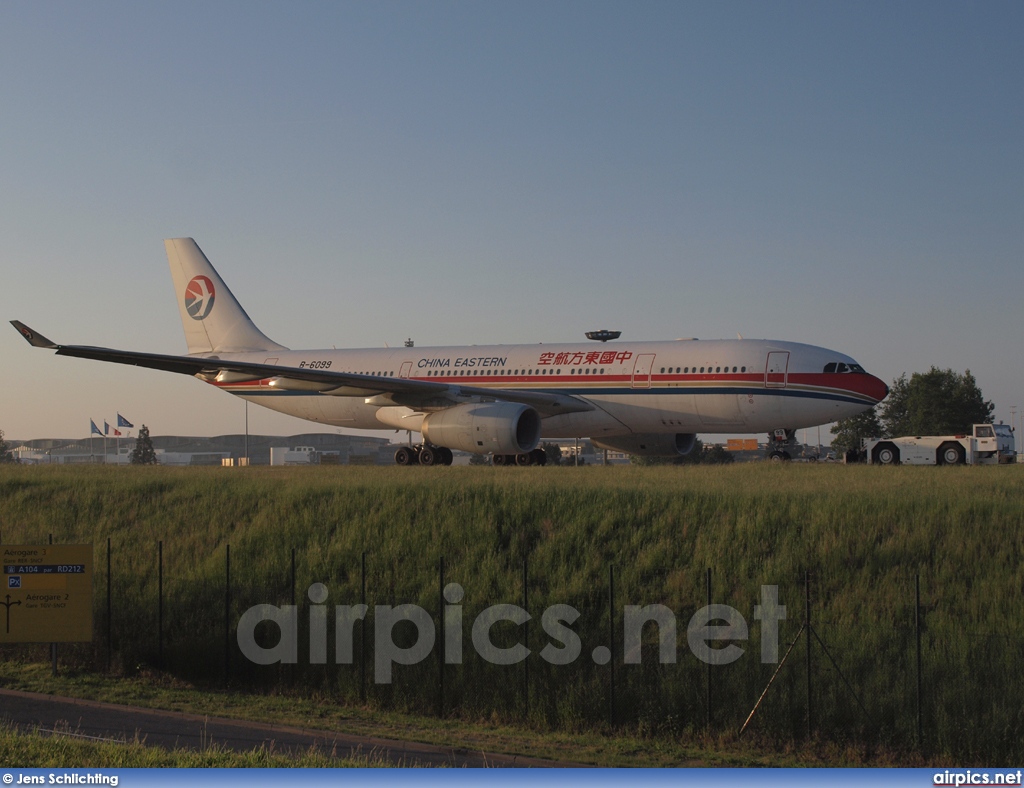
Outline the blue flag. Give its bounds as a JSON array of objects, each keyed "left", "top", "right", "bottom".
[
  {"left": 90, "top": 419, "right": 102, "bottom": 436},
  {"left": 117, "top": 413, "right": 134, "bottom": 428},
  {"left": 104, "top": 421, "right": 110, "bottom": 436}
]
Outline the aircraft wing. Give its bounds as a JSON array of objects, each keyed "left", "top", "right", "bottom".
[{"left": 10, "top": 320, "right": 594, "bottom": 417}]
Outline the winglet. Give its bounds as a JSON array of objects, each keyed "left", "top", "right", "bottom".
[{"left": 10, "top": 320, "right": 58, "bottom": 349}]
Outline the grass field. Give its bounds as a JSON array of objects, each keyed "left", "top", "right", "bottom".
[{"left": 1, "top": 463, "right": 1021, "bottom": 763}]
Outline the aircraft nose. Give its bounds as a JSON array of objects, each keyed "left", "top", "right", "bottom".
[{"left": 866, "top": 374, "right": 889, "bottom": 403}]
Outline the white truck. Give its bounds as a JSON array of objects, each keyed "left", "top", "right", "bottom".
[
  {"left": 270, "top": 446, "right": 319, "bottom": 466},
  {"left": 864, "top": 424, "right": 1016, "bottom": 466}
]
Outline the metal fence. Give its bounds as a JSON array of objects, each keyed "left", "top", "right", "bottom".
[{"left": 2, "top": 535, "right": 1021, "bottom": 762}]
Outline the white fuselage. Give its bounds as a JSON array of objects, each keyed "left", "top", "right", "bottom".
[
  {"left": 208, "top": 337, "right": 887, "bottom": 439},
  {"left": 14, "top": 238, "right": 889, "bottom": 456}
]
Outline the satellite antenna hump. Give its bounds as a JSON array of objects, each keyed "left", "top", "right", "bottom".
[{"left": 585, "top": 330, "right": 621, "bottom": 342}]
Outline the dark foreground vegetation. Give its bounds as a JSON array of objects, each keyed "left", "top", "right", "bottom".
[{"left": 0, "top": 463, "right": 1021, "bottom": 763}]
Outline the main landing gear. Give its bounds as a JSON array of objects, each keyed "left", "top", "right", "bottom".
[
  {"left": 393, "top": 445, "right": 549, "bottom": 467},
  {"left": 492, "top": 449, "right": 548, "bottom": 467},
  {"left": 394, "top": 444, "right": 454, "bottom": 466}
]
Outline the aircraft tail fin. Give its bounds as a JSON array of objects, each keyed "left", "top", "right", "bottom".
[{"left": 165, "top": 238, "right": 287, "bottom": 354}]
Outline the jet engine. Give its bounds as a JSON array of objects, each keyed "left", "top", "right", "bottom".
[
  {"left": 421, "top": 402, "right": 542, "bottom": 455},
  {"left": 591, "top": 433, "right": 697, "bottom": 457}
]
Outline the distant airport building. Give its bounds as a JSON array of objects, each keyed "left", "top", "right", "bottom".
[{"left": 9, "top": 433, "right": 394, "bottom": 466}]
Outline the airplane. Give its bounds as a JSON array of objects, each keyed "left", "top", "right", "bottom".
[{"left": 11, "top": 238, "right": 888, "bottom": 466}]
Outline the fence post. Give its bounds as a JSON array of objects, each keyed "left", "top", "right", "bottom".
[
  {"left": 438, "top": 555, "right": 445, "bottom": 718},
  {"left": 522, "top": 554, "right": 529, "bottom": 719},
  {"left": 705, "top": 567, "right": 712, "bottom": 729},
  {"left": 106, "top": 537, "right": 112, "bottom": 673},
  {"left": 360, "top": 550, "right": 367, "bottom": 703},
  {"left": 224, "top": 543, "right": 230, "bottom": 687},
  {"left": 915, "top": 572, "right": 923, "bottom": 750},
  {"left": 49, "top": 534, "right": 56, "bottom": 676},
  {"left": 158, "top": 540, "right": 163, "bottom": 670},
  {"left": 805, "top": 569, "right": 813, "bottom": 738},
  {"left": 290, "top": 547, "right": 296, "bottom": 686},
  {"left": 609, "top": 563, "right": 616, "bottom": 728}
]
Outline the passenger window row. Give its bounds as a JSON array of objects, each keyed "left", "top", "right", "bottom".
[
  {"left": 658, "top": 366, "right": 747, "bottom": 374},
  {"left": 421, "top": 369, "right": 596, "bottom": 377}
]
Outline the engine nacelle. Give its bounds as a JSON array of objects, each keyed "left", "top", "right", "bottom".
[
  {"left": 421, "top": 402, "right": 541, "bottom": 455},
  {"left": 591, "top": 433, "right": 697, "bottom": 457}
]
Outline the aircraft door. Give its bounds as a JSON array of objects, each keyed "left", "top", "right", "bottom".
[
  {"left": 631, "top": 354, "right": 656, "bottom": 389},
  {"left": 764, "top": 351, "right": 789, "bottom": 388},
  {"left": 399, "top": 361, "right": 413, "bottom": 379}
]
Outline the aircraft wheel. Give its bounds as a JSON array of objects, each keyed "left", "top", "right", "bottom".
[
  {"left": 492, "top": 454, "right": 507, "bottom": 466},
  {"left": 438, "top": 447, "right": 454, "bottom": 466},
  {"left": 530, "top": 448, "right": 547, "bottom": 466},
  {"left": 768, "top": 451, "right": 787, "bottom": 463},
  {"left": 515, "top": 452, "right": 534, "bottom": 466},
  {"left": 419, "top": 446, "right": 437, "bottom": 466},
  {"left": 394, "top": 447, "right": 415, "bottom": 466}
]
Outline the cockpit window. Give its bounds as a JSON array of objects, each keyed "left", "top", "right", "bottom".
[{"left": 824, "top": 361, "right": 868, "bottom": 374}]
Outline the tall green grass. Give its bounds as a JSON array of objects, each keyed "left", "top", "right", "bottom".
[{"left": 1, "top": 463, "right": 1021, "bottom": 761}]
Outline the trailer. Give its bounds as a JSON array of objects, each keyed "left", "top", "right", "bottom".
[{"left": 864, "top": 424, "right": 1016, "bottom": 466}]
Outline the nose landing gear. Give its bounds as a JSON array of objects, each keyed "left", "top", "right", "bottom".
[{"left": 767, "top": 428, "right": 797, "bottom": 462}]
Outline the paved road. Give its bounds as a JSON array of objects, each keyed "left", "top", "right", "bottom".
[{"left": 0, "top": 687, "right": 576, "bottom": 767}]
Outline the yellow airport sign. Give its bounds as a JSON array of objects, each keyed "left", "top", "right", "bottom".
[
  {"left": 1, "top": 544, "right": 93, "bottom": 643},
  {"left": 727, "top": 438, "right": 760, "bottom": 451}
]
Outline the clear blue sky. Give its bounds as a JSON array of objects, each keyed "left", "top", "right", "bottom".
[{"left": 2, "top": 1, "right": 1021, "bottom": 441}]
